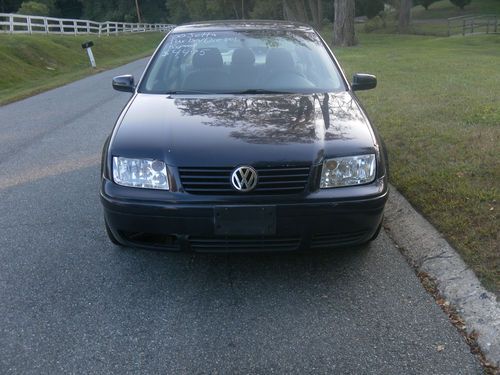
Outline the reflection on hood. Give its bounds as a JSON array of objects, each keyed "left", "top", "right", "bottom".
[{"left": 173, "top": 92, "right": 364, "bottom": 144}]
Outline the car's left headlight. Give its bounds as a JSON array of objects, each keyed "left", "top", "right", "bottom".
[
  {"left": 320, "top": 154, "right": 376, "bottom": 188},
  {"left": 113, "top": 157, "right": 169, "bottom": 190}
]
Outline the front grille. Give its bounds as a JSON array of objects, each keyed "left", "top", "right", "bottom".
[
  {"left": 190, "top": 236, "right": 301, "bottom": 252},
  {"left": 310, "top": 231, "right": 368, "bottom": 248},
  {"left": 178, "top": 165, "right": 311, "bottom": 195}
]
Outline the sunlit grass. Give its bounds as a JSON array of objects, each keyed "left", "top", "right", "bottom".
[{"left": 0, "top": 33, "right": 166, "bottom": 105}]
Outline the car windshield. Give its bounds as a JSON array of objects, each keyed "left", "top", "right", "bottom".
[{"left": 139, "top": 29, "right": 346, "bottom": 95}]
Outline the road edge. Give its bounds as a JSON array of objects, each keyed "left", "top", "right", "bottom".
[{"left": 383, "top": 185, "right": 500, "bottom": 368}]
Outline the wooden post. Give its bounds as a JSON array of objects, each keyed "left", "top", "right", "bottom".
[
  {"left": 447, "top": 19, "right": 451, "bottom": 37},
  {"left": 44, "top": 17, "right": 48, "bottom": 34},
  {"left": 59, "top": 19, "right": 63, "bottom": 33},
  {"left": 73, "top": 20, "right": 77, "bottom": 35},
  {"left": 86, "top": 21, "right": 90, "bottom": 34}
]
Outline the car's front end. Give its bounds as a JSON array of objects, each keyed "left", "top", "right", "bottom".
[{"left": 100, "top": 21, "right": 388, "bottom": 252}]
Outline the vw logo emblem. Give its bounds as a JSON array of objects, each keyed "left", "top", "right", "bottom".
[{"left": 231, "top": 166, "right": 258, "bottom": 192}]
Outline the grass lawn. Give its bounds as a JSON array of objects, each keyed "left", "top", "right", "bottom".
[
  {"left": 327, "top": 32, "right": 499, "bottom": 295},
  {"left": 0, "top": 32, "right": 166, "bottom": 105}
]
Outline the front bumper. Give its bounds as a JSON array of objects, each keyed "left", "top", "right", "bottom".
[{"left": 101, "top": 177, "right": 388, "bottom": 252}]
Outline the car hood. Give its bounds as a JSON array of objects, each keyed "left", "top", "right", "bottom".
[{"left": 111, "top": 91, "right": 377, "bottom": 167}]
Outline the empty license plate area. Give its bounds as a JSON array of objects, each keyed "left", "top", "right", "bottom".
[{"left": 214, "top": 206, "right": 276, "bottom": 236}]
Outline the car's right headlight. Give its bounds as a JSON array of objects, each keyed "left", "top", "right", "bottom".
[
  {"left": 320, "top": 154, "right": 376, "bottom": 188},
  {"left": 112, "top": 157, "right": 169, "bottom": 190}
]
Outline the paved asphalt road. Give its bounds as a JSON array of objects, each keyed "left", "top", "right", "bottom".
[{"left": 0, "top": 59, "right": 482, "bottom": 374}]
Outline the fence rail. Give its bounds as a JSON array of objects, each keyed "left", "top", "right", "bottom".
[
  {"left": 0, "top": 13, "right": 174, "bottom": 35},
  {"left": 447, "top": 14, "right": 498, "bottom": 36}
]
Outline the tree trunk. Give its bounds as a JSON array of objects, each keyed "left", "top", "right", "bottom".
[
  {"left": 299, "top": 0, "right": 308, "bottom": 22},
  {"left": 399, "top": 0, "right": 412, "bottom": 31},
  {"left": 333, "top": 0, "right": 356, "bottom": 47},
  {"left": 135, "top": 0, "right": 142, "bottom": 23},
  {"left": 317, "top": 0, "right": 323, "bottom": 27},
  {"left": 307, "top": 0, "right": 323, "bottom": 31}
]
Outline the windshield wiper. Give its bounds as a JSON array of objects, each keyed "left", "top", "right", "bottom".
[
  {"left": 163, "top": 89, "right": 296, "bottom": 95},
  {"left": 228, "top": 89, "right": 296, "bottom": 95},
  {"left": 163, "top": 90, "right": 213, "bottom": 95}
]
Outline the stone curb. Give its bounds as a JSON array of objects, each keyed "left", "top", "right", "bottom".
[{"left": 384, "top": 185, "right": 500, "bottom": 367}]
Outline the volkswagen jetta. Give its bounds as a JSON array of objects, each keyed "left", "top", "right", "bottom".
[{"left": 100, "top": 20, "right": 388, "bottom": 251}]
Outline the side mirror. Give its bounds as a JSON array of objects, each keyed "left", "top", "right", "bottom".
[
  {"left": 351, "top": 73, "right": 377, "bottom": 91},
  {"left": 112, "top": 75, "right": 135, "bottom": 93}
]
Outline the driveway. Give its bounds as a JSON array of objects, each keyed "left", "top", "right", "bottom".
[{"left": 0, "top": 59, "right": 481, "bottom": 374}]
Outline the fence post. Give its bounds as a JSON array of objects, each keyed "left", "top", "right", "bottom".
[
  {"left": 98, "top": 23, "right": 101, "bottom": 37},
  {"left": 9, "top": 14, "right": 13, "bottom": 34},
  {"left": 86, "top": 21, "right": 90, "bottom": 34},
  {"left": 495, "top": 16, "right": 498, "bottom": 33},
  {"left": 447, "top": 19, "right": 451, "bottom": 36},
  {"left": 73, "top": 20, "right": 77, "bottom": 35},
  {"left": 27, "top": 16, "right": 32, "bottom": 34},
  {"left": 44, "top": 17, "right": 48, "bottom": 34}
]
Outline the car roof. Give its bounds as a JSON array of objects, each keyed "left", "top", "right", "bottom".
[{"left": 171, "top": 20, "right": 315, "bottom": 33}]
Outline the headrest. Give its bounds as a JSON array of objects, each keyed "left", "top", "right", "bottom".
[
  {"left": 231, "top": 48, "right": 255, "bottom": 66},
  {"left": 192, "top": 48, "right": 223, "bottom": 69},
  {"left": 266, "top": 48, "right": 294, "bottom": 71}
]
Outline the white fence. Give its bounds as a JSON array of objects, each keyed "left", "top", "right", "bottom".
[{"left": 0, "top": 13, "right": 174, "bottom": 35}]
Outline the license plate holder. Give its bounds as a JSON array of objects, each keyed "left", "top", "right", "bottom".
[{"left": 214, "top": 206, "right": 276, "bottom": 236}]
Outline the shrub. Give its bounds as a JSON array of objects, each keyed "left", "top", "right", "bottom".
[
  {"left": 364, "top": 15, "right": 385, "bottom": 32},
  {"left": 415, "top": 0, "right": 438, "bottom": 10},
  {"left": 17, "top": 1, "right": 50, "bottom": 16}
]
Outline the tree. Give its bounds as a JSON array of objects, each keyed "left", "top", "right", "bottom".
[
  {"left": 333, "top": 0, "right": 356, "bottom": 47},
  {"left": 135, "top": 0, "right": 142, "bottom": 23},
  {"left": 166, "top": 0, "right": 191, "bottom": 23},
  {"left": 355, "top": 0, "right": 384, "bottom": 19},
  {"left": 398, "top": 0, "right": 412, "bottom": 31},
  {"left": 450, "top": 0, "right": 471, "bottom": 10},
  {"left": 282, "top": 0, "right": 323, "bottom": 29},
  {"left": 250, "top": 0, "right": 283, "bottom": 20},
  {"left": 415, "top": 0, "right": 437, "bottom": 10},
  {"left": 17, "top": 1, "right": 49, "bottom": 15},
  {"left": 55, "top": 0, "right": 82, "bottom": 18},
  {"left": 0, "top": 0, "right": 24, "bottom": 13}
]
